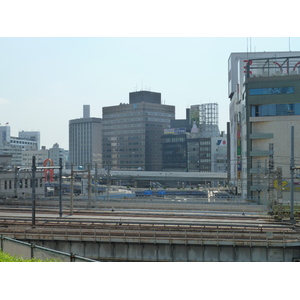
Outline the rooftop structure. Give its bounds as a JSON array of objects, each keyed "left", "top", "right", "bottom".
[{"left": 102, "top": 91, "right": 175, "bottom": 171}]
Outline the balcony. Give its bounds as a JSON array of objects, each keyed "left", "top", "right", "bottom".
[
  {"left": 250, "top": 133, "right": 273, "bottom": 139},
  {"left": 250, "top": 150, "right": 270, "bottom": 157}
]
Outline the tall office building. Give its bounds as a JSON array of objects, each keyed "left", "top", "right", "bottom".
[
  {"left": 228, "top": 51, "right": 300, "bottom": 204},
  {"left": 102, "top": 91, "right": 175, "bottom": 171},
  {"left": 161, "top": 103, "right": 226, "bottom": 173},
  {"left": 69, "top": 105, "right": 102, "bottom": 168}
]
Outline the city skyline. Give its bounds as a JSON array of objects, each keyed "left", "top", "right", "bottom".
[{"left": 1, "top": 37, "right": 300, "bottom": 150}]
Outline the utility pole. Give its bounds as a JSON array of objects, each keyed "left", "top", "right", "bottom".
[
  {"left": 256, "top": 160, "right": 261, "bottom": 204},
  {"left": 87, "top": 163, "right": 92, "bottom": 207},
  {"left": 14, "top": 166, "right": 18, "bottom": 198},
  {"left": 277, "top": 167, "right": 283, "bottom": 202},
  {"left": 107, "top": 163, "right": 111, "bottom": 201},
  {"left": 59, "top": 157, "right": 63, "bottom": 217},
  {"left": 290, "top": 126, "right": 295, "bottom": 223},
  {"left": 32, "top": 156, "right": 36, "bottom": 226},
  {"left": 95, "top": 163, "right": 98, "bottom": 202},
  {"left": 268, "top": 143, "right": 275, "bottom": 213},
  {"left": 70, "top": 164, "right": 74, "bottom": 215}
]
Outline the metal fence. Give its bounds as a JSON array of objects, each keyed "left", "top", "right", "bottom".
[{"left": 0, "top": 235, "right": 98, "bottom": 262}]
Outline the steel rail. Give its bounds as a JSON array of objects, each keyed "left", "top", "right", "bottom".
[
  {"left": 3, "top": 226, "right": 299, "bottom": 247},
  {"left": 0, "top": 216, "right": 297, "bottom": 230}
]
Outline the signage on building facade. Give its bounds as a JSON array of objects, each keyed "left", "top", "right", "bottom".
[
  {"left": 164, "top": 128, "right": 186, "bottom": 134},
  {"left": 217, "top": 139, "right": 227, "bottom": 146},
  {"left": 237, "top": 122, "right": 241, "bottom": 179}
]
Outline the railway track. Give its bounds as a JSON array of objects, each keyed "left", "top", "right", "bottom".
[
  {"left": 0, "top": 197, "right": 268, "bottom": 213},
  {"left": 1, "top": 221, "right": 299, "bottom": 246},
  {"left": 1, "top": 203, "right": 299, "bottom": 248},
  {"left": 1, "top": 210, "right": 299, "bottom": 246}
]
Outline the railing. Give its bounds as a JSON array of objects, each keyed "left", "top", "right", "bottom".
[
  {"left": 0, "top": 235, "right": 98, "bottom": 262},
  {"left": 3, "top": 225, "right": 299, "bottom": 248}
]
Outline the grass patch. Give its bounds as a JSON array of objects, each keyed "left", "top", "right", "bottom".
[{"left": 0, "top": 250, "right": 60, "bottom": 262}]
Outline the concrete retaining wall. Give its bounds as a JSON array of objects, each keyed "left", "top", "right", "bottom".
[{"left": 35, "top": 240, "right": 300, "bottom": 262}]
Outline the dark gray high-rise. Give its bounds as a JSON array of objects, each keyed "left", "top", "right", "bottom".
[{"left": 102, "top": 91, "right": 175, "bottom": 171}]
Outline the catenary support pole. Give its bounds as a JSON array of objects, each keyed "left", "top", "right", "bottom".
[
  {"left": 70, "top": 164, "right": 74, "bottom": 215},
  {"left": 59, "top": 157, "right": 63, "bottom": 217},
  {"left": 32, "top": 156, "right": 36, "bottom": 226},
  {"left": 88, "top": 163, "right": 91, "bottom": 207},
  {"left": 290, "top": 126, "right": 295, "bottom": 223}
]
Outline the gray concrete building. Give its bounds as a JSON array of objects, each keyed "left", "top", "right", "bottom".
[
  {"left": 18, "top": 130, "right": 40, "bottom": 150},
  {"left": 102, "top": 91, "right": 175, "bottom": 171},
  {"left": 0, "top": 126, "right": 39, "bottom": 166},
  {"left": 69, "top": 105, "right": 102, "bottom": 168},
  {"left": 162, "top": 103, "right": 227, "bottom": 173}
]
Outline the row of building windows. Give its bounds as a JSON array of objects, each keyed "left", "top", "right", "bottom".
[
  {"left": 104, "top": 123, "right": 146, "bottom": 130},
  {"left": 249, "top": 86, "right": 294, "bottom": 96},
  {"left": 103, "top": 117, "right": 144, "bottom": 124},
  {"left": 10, "top": 140, "right": 37, "bottom": 145},
  {"left": 164, "top": 137, "right": 186, "bottom": 143},
  {"left": 104, "top": 111, "right": 173, "bottom": 119},
  {"left": 200, "top": 146, "right": 210, "bottom": 152},
  {"left": 199, "top": 159, "right": 211, "bottom": 163},
  {"left": 147, "top": 118, "right": 171, "bottom": 123},
  {"left": 103, "top": 129, "right": 145, "bottom": 135},
  {"left": 0, "top": 178, "right": 43, "bottom": 190},
  {"left": 199, "top": 140, "right": 211, "bottom": 146},
  {"left": 250, "top": 103, "right": 300, "bottom": 117},
  {"left": 119, "top": 160, "right": 144, "bottom": 164}
]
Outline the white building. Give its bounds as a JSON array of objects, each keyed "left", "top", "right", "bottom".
[
  {"left": 0, "top": 126, "right": 39, "bottom": 166},
  {"left": 18, "top": 130, "right": 40, "bottom": 149},
  {"left": 49, "top": 143, "right": 68, "bottom": 168},
  {"left": 22, "top": 147, "right": 49, "bottom": 166},
  {"left": 69, "top": 105, "right": 102, "bottom": 169},
  {"left": 228, "top": 51, "right": 300, "bottom": 205},
  {"left": 0, "top": 125, "right": 10, "bottom": 148},
  {"left": 211, "top": 134, "right": 227, "bottom": 173},
  {"left": 0, "top": 170, "right": 44, "bottom": 198}
]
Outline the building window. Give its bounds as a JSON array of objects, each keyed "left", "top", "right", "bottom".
[
  {"left": 251, "top": 103, "right": 300, "bottom": 117},
  {"left": 249, "top": 86, "right": 294, "bottom": 96}
]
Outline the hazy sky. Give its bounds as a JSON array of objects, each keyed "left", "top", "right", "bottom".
[
  {"left": 1, "top": 37, "right": 300, "bottom": 149},
  {"left": 0, "top": 2, "right": 299, "bottom": 150}
]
